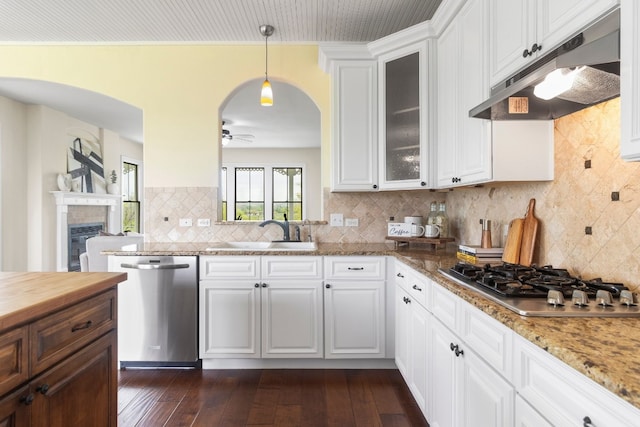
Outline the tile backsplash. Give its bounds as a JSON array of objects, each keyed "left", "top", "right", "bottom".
[{"left": 145, "top": 98, "right": 640, "bottom": 289}]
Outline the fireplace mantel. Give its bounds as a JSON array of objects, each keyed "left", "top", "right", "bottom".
[{"left": 51, "top": 191, "right": 121, "bottom": 271}]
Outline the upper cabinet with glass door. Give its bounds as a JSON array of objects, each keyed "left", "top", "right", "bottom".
[{"left": 378, "top": 41, "right": 430, "bottom": 190}]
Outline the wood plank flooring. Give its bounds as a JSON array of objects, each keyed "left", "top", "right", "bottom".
[{"left": 118, "top": 368, "right": 429, "bottom": 427}]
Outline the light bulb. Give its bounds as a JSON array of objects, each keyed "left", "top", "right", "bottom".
[
  {"left": 261, "top": 79, "right": 273, "bottom": 106},
  {"left": 534, "top": 67, "right": 584, "bottom": 100}
]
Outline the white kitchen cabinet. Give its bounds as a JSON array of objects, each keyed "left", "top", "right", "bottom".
[
  {"left": 199, "top": 256, "right": 324, "bottom": 359},
  {"left": 490, "top": 0, "right": 620, "bottom": 86},
  {"left": 377, "top": 41, "right": 431, "bottom": 190},
  {"left": 515, "top": 395, "right": 554, "bottom": 427},
  {"left": 324, "top": 256, "right": 386, "bottom": 358},
  {"left": 394, "top": 264, "right": 432, "bottom": 418},
  {"left": 436, "top": 0, "right": 553, "bottom": 188},
  {"left": 436, "top": 0, "right": 492, "bottom": 188},
  {"left": 428, "top": 311, "right": 514, "bottom": 427},
  {"left": 621, "top": 0, "right": 640, "bottom": 160},
  {"left": 514, "top": 334, "right": 640, "bottom": 426},
  {"left": 329, "top": 59, "right": 379, "bottom": 191}
]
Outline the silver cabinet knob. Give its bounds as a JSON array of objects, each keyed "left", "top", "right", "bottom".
[
  {"left": 572, "top": 290, "right": 589, "bottom": 307},
  {"left": 547, "top": 290, "right": 565, "bottom": 306}
]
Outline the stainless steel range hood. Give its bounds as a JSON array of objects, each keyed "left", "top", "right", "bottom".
[{"left": 470, "top": 10, "right": 620, "bottom": 120}]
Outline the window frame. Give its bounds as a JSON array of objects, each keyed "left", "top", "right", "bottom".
[
  {"left": 222, "top": 162, "right": 306, "bottom": 222},
  {"left": 121, "top": 156, "right": 143, "bottom": 233}
]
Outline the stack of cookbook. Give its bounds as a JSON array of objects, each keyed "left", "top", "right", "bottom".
[{"left": 456, "top": 245, "right": 504, "bottom": 265}]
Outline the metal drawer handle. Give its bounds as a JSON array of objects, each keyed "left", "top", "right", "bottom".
[
  {"left": 396, "top": 272, "right": 405, "bottom": 278},
  {"left": 347, "top": 267, "right": 364, "bottom": 271},
  {"left": 120, "top": 263, "right": 190, "bottom": 270},
  {"left": 71, "top": 320, "right": 93, "bottom": 332},
  {"left": 412, "top": 284, "right": 422, "bottom": 292},
  {"left": 583, "top": 417, "right": 594, "bottom": 427}
]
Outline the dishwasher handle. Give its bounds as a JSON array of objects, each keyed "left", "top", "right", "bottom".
[{"left": 119, "top": 263, "right": 191, "bottom": 270}]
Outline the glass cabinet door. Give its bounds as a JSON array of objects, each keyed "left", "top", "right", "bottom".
[{"left": 379, "top": 43, "right": 428, "bottom": 189}]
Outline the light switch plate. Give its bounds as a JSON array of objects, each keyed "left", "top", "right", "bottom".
[
  {"left": 197, "top": 218, "right": 211, "bottom": 227},
  {"left": 179, "top": 218, "right": 192, "bottom": 227},
  {"left": 330, "top": 213, "right": 344, "bottom": 226}
]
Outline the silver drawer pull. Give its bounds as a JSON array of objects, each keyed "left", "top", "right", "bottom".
[
  {"left": 347, "top": 267, "right": 364, "bottom": 271},
  {"left": 120, "top": 263, "right": 190, "bottom": 270}
]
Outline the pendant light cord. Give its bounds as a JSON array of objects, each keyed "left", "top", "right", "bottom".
[{"left": 264, "top": 33, "right": 268, "bottom": 80}]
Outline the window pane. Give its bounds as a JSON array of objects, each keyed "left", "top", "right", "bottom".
[
  {"left": 123, "top": 201, "right": 140, "bottom": 232},
  {"left": 235, "top": 168, "right": 264, "bottom": 221},
  {"left": 221, "top": 167, "right": 227, "bottom": 221},
  {"left": 123, "top": 162, "right": 138, "bottom": 202},
  {"left": 273, "top": 168, "right": 302, "bottom": 220}
]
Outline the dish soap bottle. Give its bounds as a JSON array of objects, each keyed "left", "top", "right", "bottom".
[{"left": 434, "top": 201, "right": 449, "bottom": 238}]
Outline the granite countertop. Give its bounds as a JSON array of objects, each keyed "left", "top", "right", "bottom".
[{"left": 107, "top": 242, "right": 640, "bottom": 410}]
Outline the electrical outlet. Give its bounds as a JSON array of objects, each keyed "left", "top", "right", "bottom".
[
  {"left": 345, "top": 218, "right": 359, "bottom": 227},
  {"left": 330, "top": 213, "right": 344, "bottom": 226},
  {"left": 179, "top": 218, "right": 192, "bottom": 227},
  {"left": 197, "top": 218, "right": 211, "bottom": 227}
]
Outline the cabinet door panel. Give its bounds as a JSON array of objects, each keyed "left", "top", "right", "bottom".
[
  {"left": 408, "top": 303, "right": 429, "bottom": 417},
  {"left": 395, "top": 287, "right": 411, "bottom": 379},
  {"left": 331, "top": 60, "right": 378, "bottom": 191},
  {"left": 0, "top": 327, "right": 29, "bottom": 397},
  {"left": 199, "top": 282, "right": 260, "bottom": 358},
  {"left": 0, "top": 385, "right": 30, "bottom": 427},
  {"left": 428, "top": 319, "right": 457, "bottom": 427},
  {"left": 31, "top": 331, "right": 116, "bottom": 427},
  {"left": 325, "top": 281, "right": 385, "bottom": 358},
  {"left": 261, "top": 281, "right": 323, "bottom": 358}
]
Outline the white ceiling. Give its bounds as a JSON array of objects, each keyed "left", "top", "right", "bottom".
[
  {"left": 0, "top": 0, "right": 442, "bottom": 146},
  {"left": 0, "top": 0, "right": 442, "bottom": 43}
]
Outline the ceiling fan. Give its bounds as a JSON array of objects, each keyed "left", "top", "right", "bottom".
[{"left": 221, "top": 120, "right": 254, "bottom": 145}]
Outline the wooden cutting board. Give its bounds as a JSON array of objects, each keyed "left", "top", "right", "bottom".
[
  {"left": 519, "top": 198, "right": 539, "bottom": 267},
  {"left": 502, "top": 218, "right": 523, "bottom": 264}
]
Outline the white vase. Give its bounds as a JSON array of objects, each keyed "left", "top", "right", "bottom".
[{"left": 107, "top": 183, "right": 119, "bottom": 195}]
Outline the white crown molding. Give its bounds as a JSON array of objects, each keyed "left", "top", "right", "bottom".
[{"left": 318, "top": 43, "right": 373, "bottom": 72}]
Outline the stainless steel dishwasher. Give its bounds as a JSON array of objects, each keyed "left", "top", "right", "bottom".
[{"left": 108, "top": 255, "right": 199, "bottom": 368}]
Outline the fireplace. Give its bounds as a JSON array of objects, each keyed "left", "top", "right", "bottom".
[
  {"left": 67, "top": 222, "right": 104, "bottom": 271},
  {"left": 52, "top": 191, "right": 121, "bottom": 271}
]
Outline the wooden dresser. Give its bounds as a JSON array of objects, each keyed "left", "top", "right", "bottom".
[{"left": 0, "top": 272, "right": 126, "bottom": 427}]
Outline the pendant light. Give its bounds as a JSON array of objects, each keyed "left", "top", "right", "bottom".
[{"left": 260, "top": 24, "right": 274, "bottom": 106}]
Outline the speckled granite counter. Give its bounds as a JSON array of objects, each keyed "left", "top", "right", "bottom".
[{"left": 108, "top": 242, "right": 640, "bottom": 410}]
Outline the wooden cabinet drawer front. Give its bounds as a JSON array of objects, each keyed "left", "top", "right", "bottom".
[
  {"left": 460, "top": 303, "right": 512, "bottom": 379},
  {"left": 515, "top": 336, "right": 640, "bottom": 426},
  {"left": 30, "top": 290, "right": 116, "bottom": 375},
  {"left": 200, "top": 256, "right": 260, "bottom": 280},
  {"left": 262, "top": 256, "right": 323, "bottom": 279},
  {"left": 325, "top": 257, "right": 385, "bottom": 280},
  {"left": 0, "top": 326, "right": 29, "bottom": 397}
]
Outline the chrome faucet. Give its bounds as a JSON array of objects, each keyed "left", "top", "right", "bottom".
[
  {"left": 303, "top": 218, "right": 313, "bottom": 242},
  {"left": 259, "top": 214, "right": 290, "bottom": 241}
]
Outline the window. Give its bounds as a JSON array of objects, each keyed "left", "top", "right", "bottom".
[
  {"left": 223, "top": 164, "right": 304, "bottom": 221},
  {"left": 122, "top": 161, "right": 141, "bottom": 232}
]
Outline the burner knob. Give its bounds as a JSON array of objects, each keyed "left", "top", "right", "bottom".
[
  {"left": 572, "top": 290, "right": 590, "bottom": 307},
  {"left": 547, "top": 290, "right": 565, "bottom": 306},
  {"left": 620, "top": 290, "right": 638, "bottom": 306},
  {"left": 595, "top": 290, "right": 613, "bottom": 307}
]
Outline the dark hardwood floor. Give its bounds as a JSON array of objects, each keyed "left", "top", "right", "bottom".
[{"left": 118, "top": 368, "right": 429, "bottom": 427}]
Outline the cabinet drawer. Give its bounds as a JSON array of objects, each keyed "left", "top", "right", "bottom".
[
  {"left": 460, "top": 302, "right": 512, "bottom": 379},
  {"left": 324, "top": 256, "right": 385, "bottom": 280},
  {"left": 515, "top": 335, "right": 640, "bottom": 426},
  {"left": 431, "top": 284, "right": 459, "bottom": 331},
  {"left": 200, "top": 256, "right": 260, "bottom": 280},
  {"left": 394, "top": 260, "right": 412, "bottom": 292},
  {"left": 262, "top": 256, "right": 323, "bottom": 279},
  {"left": 404, "top": 269, "right": 430, "bottom": 309},
  {"left": 30, "top": 290, "right": 116, "bottom": 375},
  {"left": 0, "top": 326, "right": 29, "bottom": 397}
]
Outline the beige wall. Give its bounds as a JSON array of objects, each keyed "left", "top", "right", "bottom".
[{"left": 0, "top": 44, "right": 331, "bottom": 189}]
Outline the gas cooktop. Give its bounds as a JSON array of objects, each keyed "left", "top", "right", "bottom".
[{"left": 439, "top": 262, "right": 640, "bottom": 317}]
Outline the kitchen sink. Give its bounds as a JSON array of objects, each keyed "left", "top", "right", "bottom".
[{"left": 205, "top": 241, "right": 317, "bottom": 251}]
